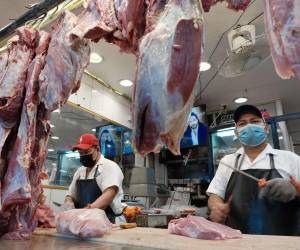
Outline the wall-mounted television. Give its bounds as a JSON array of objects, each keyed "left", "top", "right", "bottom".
[{"left": 179, "top": 105, "right": 208, "bottom": 149}]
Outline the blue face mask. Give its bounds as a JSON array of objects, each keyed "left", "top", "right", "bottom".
[{"left": 237, "top": 123, "right": 267, "bottom": 147}]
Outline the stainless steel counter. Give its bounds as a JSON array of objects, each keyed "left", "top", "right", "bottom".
[{"left": 0, "top": 235, "right": 157, "bottom": 250}]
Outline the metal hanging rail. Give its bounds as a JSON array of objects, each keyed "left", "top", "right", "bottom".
[{"left": 0, "top": 0, "right": 66, "bottom": 42}]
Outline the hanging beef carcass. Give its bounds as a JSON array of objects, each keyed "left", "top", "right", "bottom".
[
  {"left": 263, "top": 0, "right": 300, "bottom": 80},
  {"left": 1, "top": 31, "right": 51, "bottom": 240},
  {"left": 145, "top": 0, "right": 167, "bottom": 33},
  {"left": 39, "top": 10, "right": 90, "bottom": 112},
  {"left": 132, "top": 0, "right": 203, "bottom": 156},
  {"left": 70, "top": 0, "right": 146, "bottom": 53},
  {"left": 70, "top": 0, "right": 119, "bottom": 42},
  {"left": 0, "top": 27, "right": 38, "bottom": 182},
  {"left": 201, "top": 0, "right": 251, "bottom": 12},
  {"left": 0, "top": 11, "right": 90, "bottom": 240}
]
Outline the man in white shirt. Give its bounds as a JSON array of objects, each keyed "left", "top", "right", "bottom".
[
  {"left": 61, "top": 133, "right": 124, "bottom": 223},
  {"left": 207, "top": 104, "right": 300, "bottom": 235}
]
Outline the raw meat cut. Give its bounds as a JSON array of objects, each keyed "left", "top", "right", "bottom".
[
  {"left": 116, "top": 0, "right": 146, "bottom": 51},
  {"left": 35, "top": 202, "right": 56, "bottom": 228},
  {"left": 145, "top": 0, "right": 167, "bottom": 33},
  {"left": 56, "top": 209, "right": 113, "bottom": 238},
  {"left": 70, "top": 0, "right": 146, "bottom": 53},
  {"left": 263, "top": 0, "right": 300, "bottom": 80},
  {"left": 168, "top": 215, "right": 242, "bottom": 240},
  {"left": 201, "top": 0, "right": 251, "bottom": 12},
  {"left": 70, "top": 0, "right": 119, "bottom": 42},
  {"left": 39, "top": 11, "right": 90, "bottom": 111},
  {"left": 132, "top": 0, "right": 203, "bottom": 156}
]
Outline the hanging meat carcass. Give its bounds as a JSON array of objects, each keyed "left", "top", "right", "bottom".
[
  {"left": 0, "top": 10, "right": 90, "bottom": 239},
  {"left": 201, "top": 0, "right": 251, "bottom": 12},
  {"left": 0, "top": 27, "right": 38, "bottom": 182},
  {"left": 70, "top": 0, "right": 146, "bottom": 54},
  {"left": 263, "top": 0, "right": 300, "bottom": 80},
  {"left": 132, "top": 0, "right": 203, "bottom": 156},
  {"left": 145, "top": 0, "right": 167, "bottom": 33},
  {"left": 1, "top": 30, "right": 51, "bottom": 240},
  {"left": 39, "top": 11, "right": 90, "bottom": 112}
]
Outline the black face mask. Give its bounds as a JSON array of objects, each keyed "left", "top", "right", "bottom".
[{"left": 80, "top": 154, "right": 97, "bottom": 168}]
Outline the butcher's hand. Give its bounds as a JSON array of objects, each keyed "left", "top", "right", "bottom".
[
  {"left": 289, "top": 176, "right": 300, "bottom": 197},
  {"left": 259, "top": 178, "right": 297, "bottom": 203},
  {"left": 0, "top": 211, "right": 10, "bottom": 227},
  {"left": 208, "top": 195, "right": 232, "bottom": 224},
  {"left": 60, "top": 201, "right": 75, "bottom": 212}
]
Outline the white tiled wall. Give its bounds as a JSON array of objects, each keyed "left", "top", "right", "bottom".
[{"left": 68, "top": 74, "right": 132, "bottom": 128}]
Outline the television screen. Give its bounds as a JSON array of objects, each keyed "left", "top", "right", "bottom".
[
  {"left": 98, "top": 125, "right": 121, "bottom": 159},
  {"left": 122, "top": 130, "right": 133, "bottom": 155},
  {"left": 180, "top": 106, "right": 208, "bottom": 149}
]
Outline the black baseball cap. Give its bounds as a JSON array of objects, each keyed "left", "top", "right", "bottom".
[{"left": 234, "top": 105, "right": 263, "bottom": 123}]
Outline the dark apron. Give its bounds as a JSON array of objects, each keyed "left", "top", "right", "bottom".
[
  {"left": 224, "top": 153, "right": 300, "bottom": 235},
  {"left": 74, "top": 165, "right": 118, "bottom": 223}
]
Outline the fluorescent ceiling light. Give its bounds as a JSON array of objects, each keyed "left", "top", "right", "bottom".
[
  {"left": 53, "top": 109, "right": 60, "bottom": 113},
  {"left": 51, "top": 136, "right": 60, "bottom": 140},
  {"left": 92, "top": 128, "right": 96, "bottom": 132},
  {"left": 217, "top": 129, "right": 235, "bottom": 137},
  {"left": 279, "top": 136, "right": 283, "bottom": 140},
  {"left": 48, "top": 149, "right": 55, "bottom": 152},
  {"left": 90, "top": 52, "right": 103, "bottom": 64},
  {"left": 120, "top": 79, "right": 133, "bottom": 87},
  {"left": 234, "top": 97, "right": 248, "bottom": 104},
  {"left": 200, "top": 62, "right": 211, "bottom": 72},
  {"left": 50, "top": 124, "right": 55, "bottom": 128},
  {"left": 92, "top": 89, "right": 98, "bottom": 93}
]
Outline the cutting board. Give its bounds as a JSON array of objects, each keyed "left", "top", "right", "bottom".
[{"left": 33, "top": 227, "right": 300, "bottom": 250}]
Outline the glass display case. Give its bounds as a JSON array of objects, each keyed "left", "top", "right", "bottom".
[{"left": 50, "top": 150, "right": 81, "bottom": 186}]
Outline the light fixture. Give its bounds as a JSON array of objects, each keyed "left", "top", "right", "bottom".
[
  {"left": 48, "top": 149, "right": 55, "bottom": 152},
  {"left": 90, "top": 52, "right": 103, "bottom": 64},
  {"left": 200, "top": 62, "right": 211, "bottom": 72},
  {"left": 92, "top": 89, "right": 98, "bottom": 93},
  {"left": 51, "top": 136, "right": 60, "bottom": 140},
  {"left": 50, "top": 124, "right": 55, "bottom": 128},
  {"left": 119, "top": 79, "right": 133, "bottom": 87},
  {"left": 216, "top": 127, "right": 235, "bottom": 137},
  {"left": 279, "top": 136, "right": 283, "bottom": 140},
  {"left": 234, "top": 97, "right": 248, "bottom": 104},
  {"left": 92, "top": 128, "right": 96, "bottom": 132},
  {"left": 53, "top": 109, "right": 60, "bottom": 113}
]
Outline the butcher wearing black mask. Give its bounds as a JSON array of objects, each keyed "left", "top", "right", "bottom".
[{"left": 61, "top": 134, "right": 124, "bottom": 223}]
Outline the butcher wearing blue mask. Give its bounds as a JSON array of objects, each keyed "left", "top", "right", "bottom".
[{"left": 207, "top": 104, "right": 300, "bottom": 235}]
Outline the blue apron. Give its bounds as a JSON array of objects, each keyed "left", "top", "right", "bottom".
[{"left": 224, "top": 153, "right": 300, "bottom": 235}]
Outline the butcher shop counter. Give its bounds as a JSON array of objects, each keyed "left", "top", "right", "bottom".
[{"left": 1, "top": 227, "right": 299, "bottom": 250}]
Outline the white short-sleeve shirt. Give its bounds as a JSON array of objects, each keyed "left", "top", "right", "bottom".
[
  {"left": 67, "top": 155, "right": 124, "bottom": 214},
  {"left": 207, "top": 144, "right": 300, "bottom": 199}
]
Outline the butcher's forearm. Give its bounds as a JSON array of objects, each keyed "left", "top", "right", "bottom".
[
  {"left": 90, "top": 188, "right": 117, "bottom": 209},
  {"left": 208, "top": 194, "right": 225, "bottom": 209}
]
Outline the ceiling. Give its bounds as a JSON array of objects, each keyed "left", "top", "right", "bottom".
[{"left": 1, "top": 1, "right": 300, "bottom": 149}]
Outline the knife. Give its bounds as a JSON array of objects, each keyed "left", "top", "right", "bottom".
[{"left": 53, "top": 201, "right": 62, "bottom": 207}]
